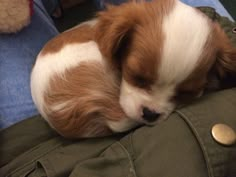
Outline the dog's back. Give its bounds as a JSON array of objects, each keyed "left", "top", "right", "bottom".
[{"left": 31, "top": 21, "right": 133, "bottom": 138}]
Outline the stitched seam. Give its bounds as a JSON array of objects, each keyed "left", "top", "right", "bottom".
[
  {"left": 6, "top": 138, "right": 62, "bottom": 177},
  {"left": 175, "top": 110, "right": 214, "bottom": 177},
  {"left": 130, "top": 132, "right": 135, "bottom": 160},
  {"left": 116, "top": 141, "right": 138, "bottom": 177},
  {"left": 99, "top": 139, "right": 123, "bottom": 157},
  {"left": 38, "top": 158, "right": 56, "bottom": 177}
]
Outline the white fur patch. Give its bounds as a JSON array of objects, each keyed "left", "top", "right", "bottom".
[
  {"left": 120, "top": 79, "right": 175, "bottom": 121},
  {"left": 31, "top": 41, "right": 103, "bottom": 120},
  {"left": 159, "top": 0, "right": 211, "bottom": 84},
  {"left": 107, "top": 118, "right": 139, "bottom": 132},
  {"left": 120, "top": 79, "right": 151, "bottom": 119}
]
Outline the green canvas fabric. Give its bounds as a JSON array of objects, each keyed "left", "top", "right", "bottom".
[
  {"left": 0, "top": 7, "right": 236, "bottom": 177},
  {"left": 1, "top": 89, "right": 235, "bottom": 177}
]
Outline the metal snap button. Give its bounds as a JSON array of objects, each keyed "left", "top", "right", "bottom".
[
  {"left": 232, "top": 27, "right": 236, "bottom": 34},
  {"left": 212, "top": 124, "right": 236, "bottom": 146}
]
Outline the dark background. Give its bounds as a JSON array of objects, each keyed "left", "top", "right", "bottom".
[{"left": 54, "top": 0, "right": 236, "bottom": 32}]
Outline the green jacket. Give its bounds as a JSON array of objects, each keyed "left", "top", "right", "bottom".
[{"left": 0, "top": 7, "right": 236, "bottom": 177}]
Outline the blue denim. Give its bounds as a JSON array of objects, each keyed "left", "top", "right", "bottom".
[
  {"left": 0, "top": 0, "right": 59, "bottom": 129},
  {"left": 94, "top": 0, "right": 234, "bottom": 20}
]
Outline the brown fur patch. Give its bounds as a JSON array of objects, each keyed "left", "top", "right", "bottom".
[
  {"left": 95, "top": 0, "right": 175, "bottom": 89},
  {"left": 177, "top": 23, "right": 217, "bottom": 96},
  {"left": 40, "top": 24, "right": 94, "bottom": 56},
  {"left": 176, "top": 21, "right": 236, "bottom": 100},
  {"left": 44, "top": 61, "right": 126, "bottom": 138},
  {"left": 214, "top": 23, "right": 236, "bottom": 77}
]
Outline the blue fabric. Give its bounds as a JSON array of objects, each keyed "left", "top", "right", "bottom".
[
  {"left": 0, "top": 0, "right": 59, "bottom": 129},
  {"left": 94, "top": 0, "right": 234, "bottom": 20}
]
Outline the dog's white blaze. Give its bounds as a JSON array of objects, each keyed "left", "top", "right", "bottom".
[
  {"left": 159, "top": 0, "right": 211, "bottom": 84},
  {"left": 120, "top": 1, "right": 211, "bottom": 121},
  {"left": 31, "top": 41, "right": 103, "bottom": 120}
]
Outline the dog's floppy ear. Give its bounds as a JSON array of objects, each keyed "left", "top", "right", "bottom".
[
  {"left": 214, "top": 24, "right": 236, "bottom": 88},
  {"left": 216, "top": 45, "right": 236, "bottom": 77},
  {"left": 94, "top": 3, "right": 140, "bottom": 68}
]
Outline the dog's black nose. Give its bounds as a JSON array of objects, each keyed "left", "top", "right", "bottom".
[{"left": 142, "top": 107, "right": 160, "bottom": 123}]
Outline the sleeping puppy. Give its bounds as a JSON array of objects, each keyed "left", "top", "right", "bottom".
[
  {"left": 31, "top": 0, "right": 236, "bottom": 138},
  {"left": 31, "top": 20, "right": 137, "bottom": 138}
]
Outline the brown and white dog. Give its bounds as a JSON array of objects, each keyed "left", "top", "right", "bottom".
[{"left": 31, "top": 0, "right": 236, "bottom": 138}]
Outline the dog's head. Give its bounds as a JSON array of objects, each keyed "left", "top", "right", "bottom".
[{"left": 95, "top": 0, "right": 236, "bottom": 124}]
